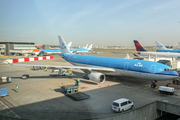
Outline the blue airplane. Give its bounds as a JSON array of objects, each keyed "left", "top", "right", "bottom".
[
  {"left": 58, "top": 36, "right": 178, "bottom": 88},
  {"left": 13, "top": 36, "right": 179, "bottom": 88},
  {"left": 155, "top": 41, "right": 180, "bottom": 53},
  {"left": 70, "top": 44, "right": 93, "bottom": 53},
  {"left": 133, "top": 40, "right": 180, "bottom": 58},
  {"left": 36, "top": 43, "right": 93, "bottom": 56}
]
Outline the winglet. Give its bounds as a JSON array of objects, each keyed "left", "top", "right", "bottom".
[
  {"left": 58, "top": 35, "right": 71, "bottom": 54},
  {"left": 88, "top": 44, "right": 93, "bottom": 50},
  {"left": 133, "top": 40, "right": 146, "bottom": 51},
  {"left": 155, "top": 41, "right": 167, "bottom": 50}
]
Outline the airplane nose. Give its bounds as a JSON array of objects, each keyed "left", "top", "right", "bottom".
[{"left": 174, "top": 71, "right": 179, "bottom": 76}]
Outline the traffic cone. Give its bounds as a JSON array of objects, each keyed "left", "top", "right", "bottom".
[
  {"left": 108, "top": 83, "right": 110, "bottom": 86},
  {"left": 100, "top": 84, "right": 101, "bottom": 87}
]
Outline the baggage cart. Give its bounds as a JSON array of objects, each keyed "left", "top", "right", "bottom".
[{"left": 0, "top": 88, "right": 8, "bottom": 97}]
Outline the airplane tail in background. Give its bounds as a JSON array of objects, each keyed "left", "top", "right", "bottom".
[
  {"left": 58, "top": 35, "right": 71, "bottom": 54},
  {"left": 124, "top": 54, "right": 130, "bottom": 59},
  {"left": 67, "top": 42, "right": 72, "bottom": 49},
  {"left": 133, "top": 40, "right": 146, "bottom": 51},
  {"left": 88, "top": 44, "right": 93, "bottom": 50},
  {"left": 178, "top": 42, "right": 180, "bottom": 48},
  {"left": 155, "top": 41, "right": 167, "bottom": 50},
  {"left": 85, "top": 44, "right": 88, "bottom": 49}
]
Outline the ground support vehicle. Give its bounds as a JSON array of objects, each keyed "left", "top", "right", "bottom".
[
  {"left": 61, "top": 81, "right": 90, "bottom": 101},
  {"left": 22, "top": 74, "right": 29, "bottom": 79},
  {"left": 33, "top": 66, "right": 39, "bottom": 70},
  {"left": 61, "top": 85, "right": 78, "bottom": 94},
  {"left": 159, "top": 86, "right": 174, "bottom": 95},
  {"left": 0, "top": 77, "right": 11, "bottom": 84},
  {"left": 59, "top": 70, "right": 73, "bottom": 76},
  {"left": 112, "top": 98, "right": 133, "bottom": 112}
]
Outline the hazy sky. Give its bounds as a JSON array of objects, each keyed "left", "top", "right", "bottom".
[{"left": 0, "top": 0, "right": 180, "bottom": 46}]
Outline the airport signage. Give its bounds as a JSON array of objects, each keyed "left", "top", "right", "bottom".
[{"left": 0, "top": 44, "right": 5, "bottom": 48}]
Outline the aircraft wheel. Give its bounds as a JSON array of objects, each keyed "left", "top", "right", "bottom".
[
  {"left": 177, "top": 80, "right": 179, "bottom": 85},
  {"left": 151, "top": 84, "right": 156, "bottom": 88},
  {"left": 173, "top": 80, "right": 176, "bottom": 84}
]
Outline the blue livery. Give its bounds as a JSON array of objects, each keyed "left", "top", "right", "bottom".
[
  {"left": 58, "top": 35, "right": 178, "bottom": 84},
  {"left": 64, "top": 54, "right": 177, "bottom": 76},
  {"left": 156, "top": 49, "right": 180, "bottom": 53}
]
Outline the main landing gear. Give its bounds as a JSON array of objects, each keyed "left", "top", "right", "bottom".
[
  {"left": 151, "top": 80, "right": 157, "bottom": 88},
  {"left": 173, "top": 79, "right": 180, "bottom": 85}
]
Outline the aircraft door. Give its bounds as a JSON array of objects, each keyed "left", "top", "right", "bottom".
[
  {"left": 86, "top": 59, "right": 89, "bottom": 64},
  {"left": 124, "top": 62, "right": 129, "bottom": 70},
  {"left": 150, "top": 65, "right": 156, "bottom": 73}
]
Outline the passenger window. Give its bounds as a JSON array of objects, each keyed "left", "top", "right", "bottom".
[
  {"left": 113, "top": 102, "right": 119, "bottom": 107},
  {"left": 128, "top": 101, "right": 132, "bottom": 104},
  {"left": 121, "top": 101, "right": 127, "bottom": 106}
]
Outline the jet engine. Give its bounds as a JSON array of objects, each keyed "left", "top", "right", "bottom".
[{"left": 88, "top": 72, "right": 106, "bottom": 83}]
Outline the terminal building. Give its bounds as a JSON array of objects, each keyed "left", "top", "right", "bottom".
[{"left": 0, "top": 42, "right": 36, "bottom": 56}]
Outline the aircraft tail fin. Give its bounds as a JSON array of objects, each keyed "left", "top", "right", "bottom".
[
  {"left": 155, "top": 41, "right": 167, "bottom": 50},
  {"left": 88, "top": 44, "right": 93, "bottom": 50},
  {"left": 67, "top": 42, "right": 72, "bottom": 49},
  {"left": 124, "top": 54, "right": 130, "bottom": 59},
  {"left": 85, "top": 44, "right": 88, "bottom": 49},
  {"left": 58, "top": 35, "right": 71, "bottom": 54},
  {"left": 133, "top": 40, "right": 146, "bottom": 51}
]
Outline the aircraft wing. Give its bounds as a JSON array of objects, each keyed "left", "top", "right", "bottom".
[{"left": 12, "top": 64, "right": 115, "bottom": 72}]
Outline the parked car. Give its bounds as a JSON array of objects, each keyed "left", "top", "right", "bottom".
[{"left": 111, "top": 98, "right": 133, "bottom": 112}]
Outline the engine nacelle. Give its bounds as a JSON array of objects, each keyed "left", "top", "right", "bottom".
[{"left": 88, "top": 72, "right": 106, "bottom": 83}]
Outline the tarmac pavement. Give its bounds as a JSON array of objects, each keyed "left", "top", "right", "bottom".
[{"left": 0, "top": 52, "right": 180, "bottom": 120}]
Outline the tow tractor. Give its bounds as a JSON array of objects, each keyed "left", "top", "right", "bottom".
[
  {"left": 22, "top": 74, "right": 29, "bottom": 79},
  {"left": 59, "top": 70, "right": 73, "bottom": 76}
]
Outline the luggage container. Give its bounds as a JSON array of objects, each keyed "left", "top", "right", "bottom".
[
  {"left": 33, "top": 66, "right": 39, "bottom": 70},
  {"left": 0, "top": 88, "right": 8, "bottom": 97},
  {"left": 159, "top": 86, "right": 174, "bottom": 95}
]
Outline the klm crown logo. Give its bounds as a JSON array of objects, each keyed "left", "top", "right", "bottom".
[
  {"left": 61, "top": 43, "right": 66, "bottom": 49},
  {"left": 157, "top": 45, "right": 163, "bottom": 48}
]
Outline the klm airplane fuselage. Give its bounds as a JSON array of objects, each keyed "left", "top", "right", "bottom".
[
  {"left": 157, "top": 49, "right": 180, "bottom": 53},
  {"left": 71, "top": 48, "right": 90, "bottom": 52},
  {"left": 39, "top": 48, "right": 90, "bottom": 54},
  {"left": 63, "top": 54, "right": 178, "bottom": 80}
]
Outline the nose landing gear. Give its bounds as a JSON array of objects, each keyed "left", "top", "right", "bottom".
[{"left": 151, "top": 80, "right": 157, "bottom": 88}]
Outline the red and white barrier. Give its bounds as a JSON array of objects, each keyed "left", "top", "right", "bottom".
[{"left": 4, "top": 56, "right": 53, "bottom": 64}]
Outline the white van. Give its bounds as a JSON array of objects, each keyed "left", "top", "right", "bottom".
[{"left": 111, "top": 98, "right": 133, "bottom": 112}]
